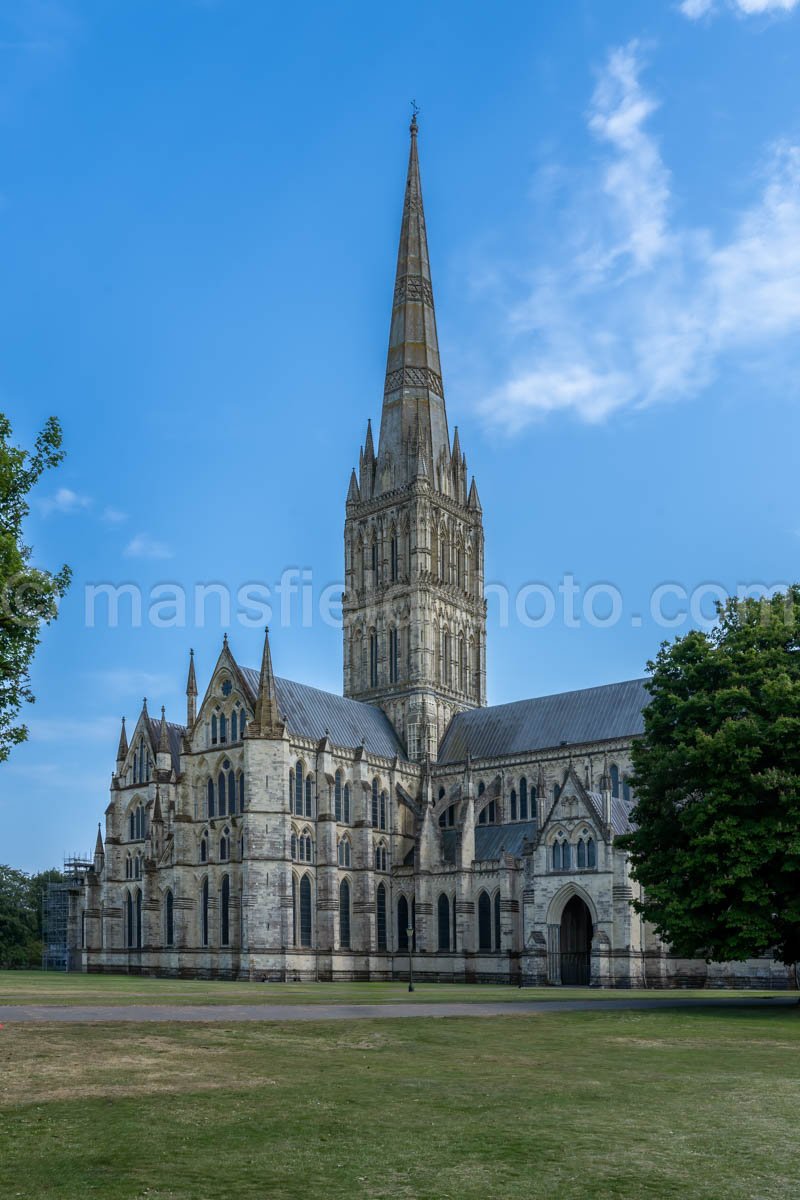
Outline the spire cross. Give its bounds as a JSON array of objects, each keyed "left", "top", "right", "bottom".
[{"left": 410, "top": 100, "right": 420, "bottom": 133}]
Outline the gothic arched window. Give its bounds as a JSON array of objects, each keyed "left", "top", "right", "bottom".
[
  {"left": 343, "top": 783, "right": 351, "bottom": 824},
  {"left": 230, "top": 710, "right": 238, "bottom": 743},
  {"left": 211, "top": 714, "right": 218, "bottom": 745},
  {"left": 376, "top": 882, "right": 387, "bottom": 950},
  {"left": 389, "top": 627, "right": 399, "bottom": 683},
  {"left": 390, "top": 530, "right": 398, "bottom": 582},
  {"left": 207, "top": 777, "right": 215, "bottom": 819},
  {"left": 200, "top": 832, "right": 208, "bottom": 863},
  {"left": 510, "top": 789, "right": 517, "bottom": 821},
  {"left": 339, "top": 879, "right": 351, "bottom": 949},
  {"left": 398, "top": 895, "right": 409, "bottom": 950},
  {"left": 165, "top": 889, "right": 174, "bottom": 947},
  {"left": 478, "top": 799, "right": 496, "bottom": 825},
  {"left": 334, "top": 771, "right": 343, "bottom": 822},
  {"left": 437, "top": 892, "right": 450, "bottom": 951},
  {"left": 371, "top": 778, "right": 379, "bottom": 827},
  {"left": 369, "top": 630, "right": 378, "bottom": 688},
  {"left": 478, "top": 891, "right": 492, "bottom": 951},
  {"left": 587, "top": 837, "right": 597, "bottom": 868},
  {"left": 294, "top": 761, "right": 304, "bottom": 815},
  {"left": 220, "top": 827, "right": 230, "bottom": 862},
  {"left": 201, "top": 879, "right": 209, "bottom": 947},
  {"left": 299, "top": 875, "right": 312, "bottom": 948},
  {"left": 220, "top": 875, "right": 230, "bottom": 947},
  {"left": 610, "top": 764, "right": 620, "bottom": 799},
  {"left": 520, "top": 777, "right": 528, "bottom": 819}
]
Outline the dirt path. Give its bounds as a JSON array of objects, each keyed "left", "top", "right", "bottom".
[{"left": 0, "top": 995, "right": 795, "bottom": 1024}]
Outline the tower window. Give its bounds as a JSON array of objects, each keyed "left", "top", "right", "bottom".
[
  {"left": 389, "top": 628, "right": 399, "bottom": 683},
  {"left": 370, "top": 631, "right": 378, "bottom": 687}
]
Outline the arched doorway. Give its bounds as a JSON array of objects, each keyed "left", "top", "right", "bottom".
[{"left": 560, "top": 895, "right": 592, "bottom": 985}]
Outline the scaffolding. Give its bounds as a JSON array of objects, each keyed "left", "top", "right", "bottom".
[{"left": 42, "top": 855, "right": 93, "bottom": 972}]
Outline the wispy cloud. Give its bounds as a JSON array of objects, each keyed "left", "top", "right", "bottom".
[
  {"left": 478, "top": 43, "right": 800, "bottom": 431},
  {"left": 27, "top": 715, "right": 121, "bottom": 744},
  {"left": 86, "top": 668, "right": 176, "bottom": 699},
  {"left": 680, "top": 0, "right": 799, "bottom": 18},
  {"left": 123, "top": 533, "right": 173, "bottom": 560},
  {"left": 38, "top": 486, "right": 91, "bottom": 516},
  {"left": 101, "top": 506, "right": 127, "bottom": 524}
]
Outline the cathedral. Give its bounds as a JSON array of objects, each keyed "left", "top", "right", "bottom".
[{"left": 71, "top": 117, "right": 789, "bottom": 989}]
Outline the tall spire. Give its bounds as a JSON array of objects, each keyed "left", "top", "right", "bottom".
[
  {"left": 186, "top": 648, "right": 197, "bottom": 727},
  {"left": 116, "top": 716, "right": 128, "bottom": 765},
  {"left": 252, "top": 627, "right": 286, "bottom": 739},
  {"left": 376, "top": 113, "right": 450, "bottom": 492}
]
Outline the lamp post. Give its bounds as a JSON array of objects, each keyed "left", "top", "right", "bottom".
[{"left": 406, "top": 926, "right": 415, "bottom": 992}]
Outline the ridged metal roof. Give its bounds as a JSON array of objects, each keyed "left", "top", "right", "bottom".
[
  {"left": 585, "top": 791, "right": 635, "bottom": 835},
  {"left": 475, "top": 819, "right": 537, "bottom": 861},
  {"left": 438, "top": 678, "right": 650, "bottom": 764},
  {"left": 239, "top": 668, "right": 405, "bottom": 760}
]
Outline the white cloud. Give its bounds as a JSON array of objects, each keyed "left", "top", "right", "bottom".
[
  {"left": 123, "top": 533, "right": 173, "bottom": 560},
  {"left": 86, "top": 668, "right": 175, "bottom": 698},
  {"left": 679, "top": 0, "right": 714, "bottom": 15},
  {"left": 586, "top": 42, "right": 670, "bottom": 272},
  {"left": 28, "top": 715, "right": 121, "bottom": 744},
  {"left": 680, "top": 0, "right": 799, "bottom": 18},
  {"left": 479, "top": 44, "right": 800, "bottom": 430},
  {"left": 101, "top": 506, "right": 127, "bottom": 524},
  {"left": 38, "top": 486, "right": 91, "bottom": 516}
]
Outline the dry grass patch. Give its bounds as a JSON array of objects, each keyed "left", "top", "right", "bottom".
[{"left": 1, "top": 1008, "right": 798, "bottom": 1199}]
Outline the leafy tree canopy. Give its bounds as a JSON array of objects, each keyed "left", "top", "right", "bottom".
[
  {"left": 620, "top": 588, "right": 800, "bottom": 966},
  {"left": 0, "top": 414, "right": 71, "bottom": 762}
]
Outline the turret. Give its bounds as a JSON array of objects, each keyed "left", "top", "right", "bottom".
[
  {"left": 93, "top": 823, "right": 104, "bottom": 873},
  {"left": 116, "top": 716, "right": 128, "bottom": 772},
  {"left": 251, "top": 627, "right": 286, "bottom": 739},
  {"left": 157, "top": 706, "right": 171, "bottom": 774}
]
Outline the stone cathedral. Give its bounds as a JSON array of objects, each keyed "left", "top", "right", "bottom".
[{"left": 71, "top": 118, "right": 787, "bottom": 989}]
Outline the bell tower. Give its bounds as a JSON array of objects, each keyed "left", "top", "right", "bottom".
[{"left": 342, "top": 115, "right": 487, "bottom": 759}]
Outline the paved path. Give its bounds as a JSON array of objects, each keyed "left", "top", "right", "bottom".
[{"left": 0, "top": 996, "right": 795, "bottom": 1024}]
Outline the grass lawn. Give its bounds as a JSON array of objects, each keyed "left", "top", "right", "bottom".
[
  {"left": 1, "top": 1006, "right": 798, "bottom": 1199},
  {"left": 0, "top": 969, "right": 787, "bottom": 1007}
]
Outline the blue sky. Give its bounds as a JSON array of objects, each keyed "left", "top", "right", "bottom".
[{"left": 3, "top": 0, "right": 800, "bottom": 871}]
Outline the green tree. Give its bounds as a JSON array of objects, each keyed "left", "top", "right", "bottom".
[
  {"left": 619, "top": 588, "right": 800, "bottom": 968},
  {"left": 0, "top": 864, "right": 38, "bottom": 967},
  {"left": 0, "top": 414, "right": 71, "bottom": 762}
]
